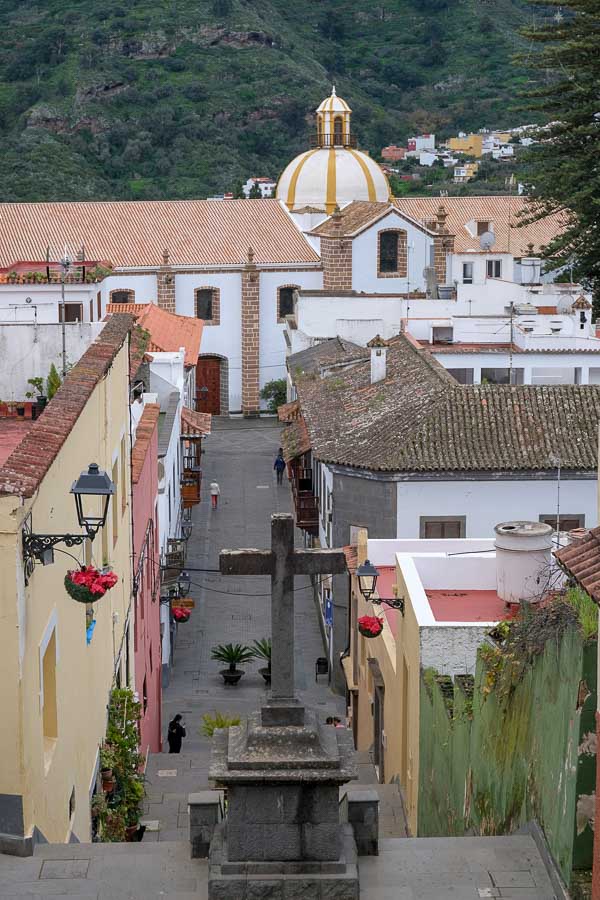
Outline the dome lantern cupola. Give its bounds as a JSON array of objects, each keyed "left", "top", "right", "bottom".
[
  {"left": 276, "top": 88, "right": 391, "bottom": 214},
  {"left": 313, "top": 86, "right": 356, "bottom": 148}
]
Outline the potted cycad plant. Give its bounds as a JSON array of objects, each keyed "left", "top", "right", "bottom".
[
  {"left": 211, "top": 642, "right": 255, "bottom": 685},
  {"left": 252, "top": 637, "right": 272, "bottom": 685}
]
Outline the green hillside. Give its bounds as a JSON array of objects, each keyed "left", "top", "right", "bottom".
[{"left": 0, "top": 0, "right": 533, "bottom": 201}]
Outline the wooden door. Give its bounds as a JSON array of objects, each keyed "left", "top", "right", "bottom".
[
  {"left": 373, "top": 685, "right": 385, "bottom": 783},
  {"left": 196, "top": 358, "right": 221, "bottom": 414}
]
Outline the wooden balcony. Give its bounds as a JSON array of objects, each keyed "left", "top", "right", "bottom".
[
  {"left": 181, "top": 467, "right": 202, "bottom": 509},
  {"left": 309, "top": 133, "right": 358, "bottom": 149},
  {"left": 289, "top": 464, "right": 319, "bottom": 535}
]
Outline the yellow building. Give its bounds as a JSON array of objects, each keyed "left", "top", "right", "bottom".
[
  {"left": 448, "top": 134, "right": 484, "bottom": 157},
  {"left": 0, "top": 315, "right": 135, "bottom": 853},
  {"left": 349, "top": 532, "right": 503, "bottom": 835}
]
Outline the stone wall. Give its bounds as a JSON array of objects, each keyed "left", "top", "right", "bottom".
[
  {"left": 418, "top": 624, "right": 597, "bottom": 888},
  {"left": 241, "top": 259, "right": 260, "bottom": 416},
  {"left": 321, "top": 236, "right": 353, "bottom": 292}
]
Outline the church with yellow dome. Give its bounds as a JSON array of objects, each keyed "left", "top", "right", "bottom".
[{"left": 276, "top": 88, "right": 391, "bottom": 214}]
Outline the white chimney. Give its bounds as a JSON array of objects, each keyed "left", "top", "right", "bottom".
[
  {"left": 494, "top": 521, "right": 553, "bottom": 605},
  {"left": 367, "top": 335, "right": 388, "bottom": 384}
]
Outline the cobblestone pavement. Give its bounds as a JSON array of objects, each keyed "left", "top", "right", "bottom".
[{"left": 142, "top": 417, "right": 349, "bottom": 841}]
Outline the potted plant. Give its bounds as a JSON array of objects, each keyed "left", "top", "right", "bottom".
[
  {"left": 91, "top": 792, "right": 107, "bottom": 821},
  {"left": 64, "top": 566, "right": 118, "bottom": 605},
  {"left": 16, "top": 403, "right": 25, "bottom": 417},
  {"left": 211, "top": 642, "right": 255, "bottom": 685},
  {"left": 172, "top": 606, "right": 191, "bottom": 624},
  {"left": 358, "top": 615, "right": 384, "bottom": 639},
  {"left": 103, "top": 807, "right": 127, "bottom": 842},
  {"left": 25, "top": 377, "right": 47, "bottom": 411},
  {"left": 7, "top": 271, "right": 17, "bottom": 283},
  {"left": 252, "top": 637, "right": 272, "bottom": 685},
  {"left": 100, "top": 745, "right": 118, "bottom": 791}
]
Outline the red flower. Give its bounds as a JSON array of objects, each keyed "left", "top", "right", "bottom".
[
  {"left": 65, "top": 566, "right": 118, "bottom": 600},
  {"left": 172, "top": 606, "right": 191, "bottom": 622},
  {"left": 358, "top": 615, "right": 384, "bottom": 636}
]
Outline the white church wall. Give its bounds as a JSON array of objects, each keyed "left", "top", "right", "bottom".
[
  {"left": 396, "top": 478, "right": 596, "bottom": 539},
  {"left": 259, "top": 270, "right": 323, "bottom": 404},
  {"left": 101, "top": 274, "right": 157, "bottom": 313},
  {"left": 351, "top": 211, "right": 432, "bottom": 294},
  {"left": 175, "top": 271, "right": 243, "bottom": 411}
]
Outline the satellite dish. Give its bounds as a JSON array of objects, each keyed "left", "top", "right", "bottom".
[{"left": 479, "top": 231, "right": 495, "bottom": 250}]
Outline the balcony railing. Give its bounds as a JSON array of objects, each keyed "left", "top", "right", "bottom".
[
  {"left": 181, "top": 467, "right": 202, "bottom": 509},
  {"left": 309, "top": 133, "right": 358, "bottom": 149},
  {"left": 289, "top": 464, "right": 319, "bottom": 535}
]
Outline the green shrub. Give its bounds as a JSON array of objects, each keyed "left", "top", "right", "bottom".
[{"left": 201, "top": 711, "right": 241, "bottom": 737}]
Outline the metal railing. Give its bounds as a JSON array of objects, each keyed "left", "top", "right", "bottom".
[{"left": 309, "top": 133, "right": 358, "bottom": 149}]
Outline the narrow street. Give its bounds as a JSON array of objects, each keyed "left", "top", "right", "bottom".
[{"left": 141, "top": 417, "right": 352, "bottom": 840}]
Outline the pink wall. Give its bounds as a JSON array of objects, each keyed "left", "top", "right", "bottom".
[{"left": 132, "top": 404, "right": 162, "bottom": 755}]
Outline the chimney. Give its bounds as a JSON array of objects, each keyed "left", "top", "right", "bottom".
[
  {"left": 367, "top": 335, "right": 388, "bottom": 384},
  {"left": 494, "top": 521, "right": 554, "bottom": 605}
]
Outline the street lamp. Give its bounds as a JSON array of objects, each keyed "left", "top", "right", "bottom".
[
  {"left": 71, "top": 463, "right": 116, "bottom": 538},
  {"left": 356, "top": 559, "right": 405, "bottom": 614},
  {"left": 159, "top": 570, "right": 192, "bottom": 603},
  {"left": 22, "top": 462, "right": 115, "bottom": 579}
]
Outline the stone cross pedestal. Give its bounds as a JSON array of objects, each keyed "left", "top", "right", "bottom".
[
  {"left": 208, "top": 514, "right": 359, "bottom": 899},
  {"left": 220, "top": 513, "right": 347, "bottom": 726}
]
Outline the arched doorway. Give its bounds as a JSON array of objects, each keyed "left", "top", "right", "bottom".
[{"left": 196, "top": 355, "right": 228, "bottom": 415}]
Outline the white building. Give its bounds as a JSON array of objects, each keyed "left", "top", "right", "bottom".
[{"left": 243, "top": 177, "right": 276, "bottom": 199}]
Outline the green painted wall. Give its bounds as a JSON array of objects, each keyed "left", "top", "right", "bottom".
[{"left": 419, "top": 626, "right": 597, "bottom": 886}]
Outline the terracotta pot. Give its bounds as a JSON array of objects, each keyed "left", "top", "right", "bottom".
[{"left": 125, "top": 824, "right": 138, "bottom": 842}]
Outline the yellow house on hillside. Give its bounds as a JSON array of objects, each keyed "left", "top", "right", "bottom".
[
  {"left": 448, "top": 133, "right": 484, "bottom": 157},
  {"left": 0, "top": 315, "right": 135, "bottom": 853}
]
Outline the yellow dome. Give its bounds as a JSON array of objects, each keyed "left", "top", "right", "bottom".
[
  {"left": 316, "top": 86, "right": 351, "bottom": 115},
  {"left": 276, "top": 147, "right": 391, "bottom": 213}
]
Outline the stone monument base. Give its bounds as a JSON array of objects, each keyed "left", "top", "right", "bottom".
[{"left": 208, "top": 822, "right": 359, "bottom": 900}]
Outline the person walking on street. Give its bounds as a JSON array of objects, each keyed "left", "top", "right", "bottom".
[
  {"left": 274, "top": 449, "right": 286, "bottom": 486},
  {"left": 210, "top": 481, "right": 220, "bottom": 509},
  {"left": 167, "top": 714, "right": 186, "bottom": 753}
]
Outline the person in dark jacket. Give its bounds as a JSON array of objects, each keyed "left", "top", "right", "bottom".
[
  {"left": 274, "top": 449, "right": 286, "bottom": 486},
  {"left": 167, "top": 714, "right": 186, "bottom": 753}
]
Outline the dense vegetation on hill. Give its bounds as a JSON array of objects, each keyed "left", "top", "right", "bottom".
[{"left": 0, "top": 0, "right": 535, "bottom": 201}]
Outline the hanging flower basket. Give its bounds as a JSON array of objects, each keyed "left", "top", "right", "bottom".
[
  {"left": 172, "top": 606, "right": 191, "bottom": 623},
  {"left": 358, "top": 615, "right": 384, "bottom": 639},
  {"left": 64, "top": 566, "right": 118, "bottom": 605}
]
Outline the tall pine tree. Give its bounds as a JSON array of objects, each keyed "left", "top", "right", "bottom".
[{"left": 521, "top": 0, "right": 600, "bottom": 298}]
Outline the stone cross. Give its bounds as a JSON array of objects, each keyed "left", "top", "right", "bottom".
[{"left": 220, "top": 513, "right": 346, "bottom": 725}]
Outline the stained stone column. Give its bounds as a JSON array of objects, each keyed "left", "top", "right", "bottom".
[{"left": 241, "top": 247, "right": 260, "bottom": 417}]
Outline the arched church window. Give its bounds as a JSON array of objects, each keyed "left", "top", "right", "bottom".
[
  {"left": 110, "top": 289, "right": 135, "bottom": 304},
  {"left": 278, "top": 285, "right": 299, "bottom": 321},
  {"left": 195, "top": 287, "right": 220, "bottom": 325},
  {"left": 333, "top": 116, "right": 343, "bottom": 145},
  {"left": 378, "top": 230, "right": 407, "bottom": 277}
]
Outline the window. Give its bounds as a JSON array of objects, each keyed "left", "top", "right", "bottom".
[
  {"left": 59, "top": 303, "right": 83, "bottom": 323},
  {"left": 112, "top": 460, "right": 119, "bottom": 546},
  {"left": 277, "top": 286, "right": 298, "bottom": 321},
  {"left": 462, "top": 262, "right": 473, "bottom": 284},
  {"left": 481, "top": 367, "right": 511, "bottom": 385},
  {"left": 89, "top": 299, "right": 94, "bottom": 322},
  {"left": 97, "top": 291, "right": 101, "bottom": 320},
  {"left": 486, "top": 259, "right": 502, "bottom": 279},
  {"left": 110, "top": 289, "right": 135, "bottom": 305},
  {"left": 194, "top": 287, "right": 220, "bottom": 325},
  {"left": 420, "top": 516, "right": 466, "bottom": 539},
  {"left": 539, "top": 514, "right": 585, "bottom": 532},
  {"left": 333, "top": 116, "right": 343, "bottom": 145},
  {"left": 378, "top": 229, "right": 407, "bottom": 277},
  {"left": 42, "top": 630, "right": 58, "bottom": 760},
  {"left": 477, "top": 221, "right": 490, "bottom": 236},
  {"left": 447, "top": 368, "right": 474, "bottom": 385}
]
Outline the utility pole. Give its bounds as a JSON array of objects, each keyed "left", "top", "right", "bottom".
[{"left": 60, "top": 251, "right": 71, "bottom": 378}]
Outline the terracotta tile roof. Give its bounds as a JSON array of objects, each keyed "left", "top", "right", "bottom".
[
  {"left": 0, "top": 314, "right": 134, "bottom": 497},
  {"left": 107, "top": 303, "right": 203, "bottom": 367},
  {"left": 281, "top": 417, "right": 312, "bottom": 463},
  {"left": 311, "top": 202, "right": 399, "bottom": 237},
  {"left": 278, "top": 400, "right": 300, "bottom": 422},
  {"left": 394, "top": 196, "right": 565, "bottom": 256},
  {"left": 181, "top": 407, "right": 212, "bottom": 437},
  {"left": 555, "top": 527, "right": 600, "bottom": 604},
  {"left": 289, "top": 333, "right": 600, "bottom": 473},
  {"left": 0, "top": 200, "right": 319, "bottom": 268},
  {"left": 131, "top": 403, "right": 161, "bottom": 484},
  {"left": 287, "top": 337, "right": 367, "bottom": 375}
]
